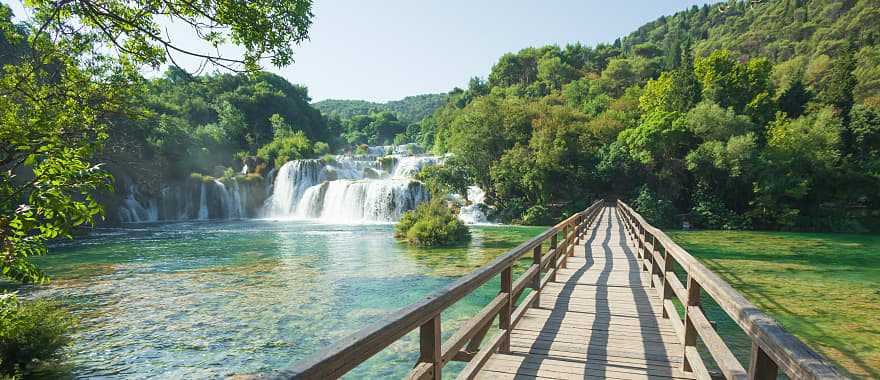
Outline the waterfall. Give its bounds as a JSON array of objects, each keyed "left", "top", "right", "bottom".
[
  {"left": 113, "top": 147, "right": 437, "bottom": 224},
  {"left": 264, "top": 153, "right": 438, "bottom": 222},
  {"left": 391, "top": 156, "right": 439, "bottom": 178},
  {"left": 458, "top": 186, "right": 493, "bottom": 225},
  {"left": 116, "top": 176, "right": 158, "bottom": 223},
  {"left": 197, "top": 182, "right": 209, "bottom": 220}
]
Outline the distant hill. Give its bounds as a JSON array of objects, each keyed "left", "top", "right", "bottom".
[{"left": 313, "top": 93, "right": 448, "bottom": 124}]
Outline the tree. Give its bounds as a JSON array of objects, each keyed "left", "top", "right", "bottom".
[
  {"left": 694, "top": 50, "right": 774, "bottom": 123},
  {"left": 683, "top": 101, "right": 755, "bottom": 141},
  {"left": 820, "top": 46, "right": 857, "bottom": 117},
  {"left": 1, "top": 0, "right": 315, "bottom": 283},
  {"left": 777, "top": 79, "right": 812, "bottom": 118}
]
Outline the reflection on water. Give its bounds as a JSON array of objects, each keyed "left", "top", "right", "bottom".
[{"left": 25, "top": 220, "right": 543, "bottom": 379}]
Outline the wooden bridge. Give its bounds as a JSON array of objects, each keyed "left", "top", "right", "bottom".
[{"left": 276, "top": 200, "right": 846, "bottom": 380}]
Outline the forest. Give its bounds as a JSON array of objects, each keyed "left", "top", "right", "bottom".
[{"left": 411, "top": 0, "right": 880, "bottom": 230}]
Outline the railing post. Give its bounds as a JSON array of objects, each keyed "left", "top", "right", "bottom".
[
  {"left": 549, "top": 233, "right": 558, "bottom": 282},
  {"left": 532, "top": 245, "right": 542, "bottom": 307},
  {"left": 419, "top": 315, "right": 442, "bottom": 380},
  {"left": 647, "top": 233, "right": 657, "bottom": 288},
  {"left": 499, "top": 266, "right": 512, "bottom": 353},
  {"left": 660, "top": 244, "right": 674, "bottom": 318},
  {"left": 748, "top": 341, "right": 779, "bottom": 380},
  {"left": 566, "top": 225, "right": 574, "bottom": 257},
  {"left": 560, "top": 226, "right": 569, "bottom": 268},
  {"left": 682, "top": 275, "right": 702, "bottom": 372}
]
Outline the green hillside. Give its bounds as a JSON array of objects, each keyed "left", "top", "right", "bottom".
[
  {"left": 414, "top": 0, "right": 880, "bottom": 231},
  {"left": 313, "top": 93, "right": 448, "bottom": 123}
]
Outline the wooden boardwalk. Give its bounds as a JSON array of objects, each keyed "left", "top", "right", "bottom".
[
  {"left": 476, "top": 206, "right": 694, "bottom": 380},
  {"left": 281, "top": 200, "right": 845, "bottom": 380}
]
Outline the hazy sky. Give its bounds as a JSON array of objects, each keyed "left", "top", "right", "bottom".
[{"left": 6, "top": 0, "right": 718, "bottom": 102}]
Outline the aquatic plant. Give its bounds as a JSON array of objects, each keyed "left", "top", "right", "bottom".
[{"left": 395, "top": 200, "right": 470, "bottom": 246}]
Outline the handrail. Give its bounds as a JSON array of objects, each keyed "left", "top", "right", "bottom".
[
  {"left": 616, "top": 200, "right": 847, "bottom": 380},
  {"left": 274, "top": 199, "right": 605, "bottom": 379}
]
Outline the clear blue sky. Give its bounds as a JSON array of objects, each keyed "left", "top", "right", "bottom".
[
  {"left": 6, "top": 0, "right": 717, "bottom": 102},
  {"left": 278, "top": 0, "right": 715, "bottom": 102}
]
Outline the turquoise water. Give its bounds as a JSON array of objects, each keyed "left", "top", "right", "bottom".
[{"left": 25, "top": 220, "right": 543, "bottom": 379}]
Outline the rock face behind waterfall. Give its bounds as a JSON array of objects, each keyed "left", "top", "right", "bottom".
[
  {"left": 113, "top": 174, "right": 266, "bottom": 223},
  {"left": 263, "top": 154, "right": 435, "bottom": 222}
]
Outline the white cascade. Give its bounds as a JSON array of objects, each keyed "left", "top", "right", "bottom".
[
  {"left": 458, "top": 186, "right": 493, "bottom": 225},
  {"left": 264, "top": 153, "right": 437, "bottom": 222},
  {"left": 197, "top": 182, "right": 209, "bottom": 220},
  {"left": 117, "top": 177, "right": 158, "bottom": 223}
]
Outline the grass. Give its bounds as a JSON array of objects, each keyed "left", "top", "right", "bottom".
[{"left": 667, "top": 230, "right": 880, "bottom": 379}]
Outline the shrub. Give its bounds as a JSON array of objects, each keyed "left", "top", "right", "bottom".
[
  {"left": 519, "top": 205, "right": 554, "bottom": 226},
  {"left": 320, "top": 154, "right": 337, "bottom": 165},
  {"left": 313, "top": 141, "right": 330, "bottom": 156},
  {"left": 256, "top": 130, "right": 314, "bottom": 168},
  {"left": 377, "top": 155, "right": 397, "bottom": 172},
  {"left": 633, "top": 185, "right": 677, "bottom": 228},
  {"left": 395, "top": 201, "right": 470, "bottom": 247},
  {"left": 0, "top": 294, "right": 73, "bottom": 377}
]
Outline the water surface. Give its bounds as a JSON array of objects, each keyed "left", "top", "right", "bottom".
[{"left": 27, "top": 220, "right": 544, "bottom": 379}]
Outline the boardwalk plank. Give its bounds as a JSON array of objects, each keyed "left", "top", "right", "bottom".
[{"left": 476, "top": 206, "right": 695, "bottom": 380}]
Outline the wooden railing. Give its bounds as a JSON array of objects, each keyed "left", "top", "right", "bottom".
[
  {"left": 616, "top": 200, "right": 846, "bottom": 380},
  {"left": 273, "top": 199, "right": 604, "bottom": 380}
]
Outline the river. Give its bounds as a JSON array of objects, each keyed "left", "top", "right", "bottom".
[{"left": 24, "top": 220, "right": 543, "bottom": 379}]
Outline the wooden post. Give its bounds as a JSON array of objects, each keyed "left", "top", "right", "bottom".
[
  {"left": 532, "top": 245, "right": 542, "bottom": 307},
  {"left": 682, "top": 275, "right": 701, "bottom": 372},
  {"left": 499, "top": 266, "right": 512, "bottom": 353},
  {"left": 559, "top": 226, "right": 568, "bottom": 269},
  {"left": 566, "top": 225, "right": 574, "bottom": 257},
  {"left": 748, "top": 341, "right": 779, "bottom": 380},
  {"left": 549, "top": 233, "right": 558, "bottom": 282},
  {"left": 660, "top": 244, "right": 674, "bottom": 318},
  {"left": 647, "top": 233, "right": 656, "bottom": 288},
  {"left": 419, "top": 315, "right": 442, "bottom": 380}
]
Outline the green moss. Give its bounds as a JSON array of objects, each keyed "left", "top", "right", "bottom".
[
  {"left": 320, "top": 154, "right": 337, "bottom": 165},
  {"left": 377, "top": 155, "right": 397, "bottom": 172},
  {"left": 188, "top": 172, "right": 215, "bottom": 183},
  {"left": 668, "top": 230, "right": 880, "bottom": 378},
  {"left": 395, "top": 201, "right": 470, "bottom": 247}
]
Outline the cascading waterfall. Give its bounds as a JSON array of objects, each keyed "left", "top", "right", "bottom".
[
  {"left": 459, "top": 186, "right": 493, "bottom": 224},
  {"left": 391, "top": 156, "right": 439, "bottom": 178},
  {"left": 263, "top": 154, "right": 434, "bottom": 222},
  {"left": 118, "top": 176, "right": 252, "bottom": 223},
  {"left": 117, "top": 176, "right": 159, "bottom": 223},
  {"left": 114, "top": 149, "right": 474, "bottom": 224},
  {"left": 197, "top": 182, "right": 209, "bottom": 220}
]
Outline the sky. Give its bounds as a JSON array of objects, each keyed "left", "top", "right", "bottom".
[{"left": 5, "top": 0, "right": 718, "bottom": 102}]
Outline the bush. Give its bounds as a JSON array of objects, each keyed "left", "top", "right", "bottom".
[
  {"left": 633, "top": 185, "right": 677, "bottom": 228},
  {"left": 519, "top": 205, "right": 554, "bottom": 226},
  {"left": 395, "top": 201, "right": 470, "bottom": 247},
  {"left": 0, "top": 294, "right": 73, "bottom": 377},
  {"left": 313, "top": 141, "right": 330, "bottom": 156},
  {"left": 256, "top": 130, "right": 314, "bottom": 168}
]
